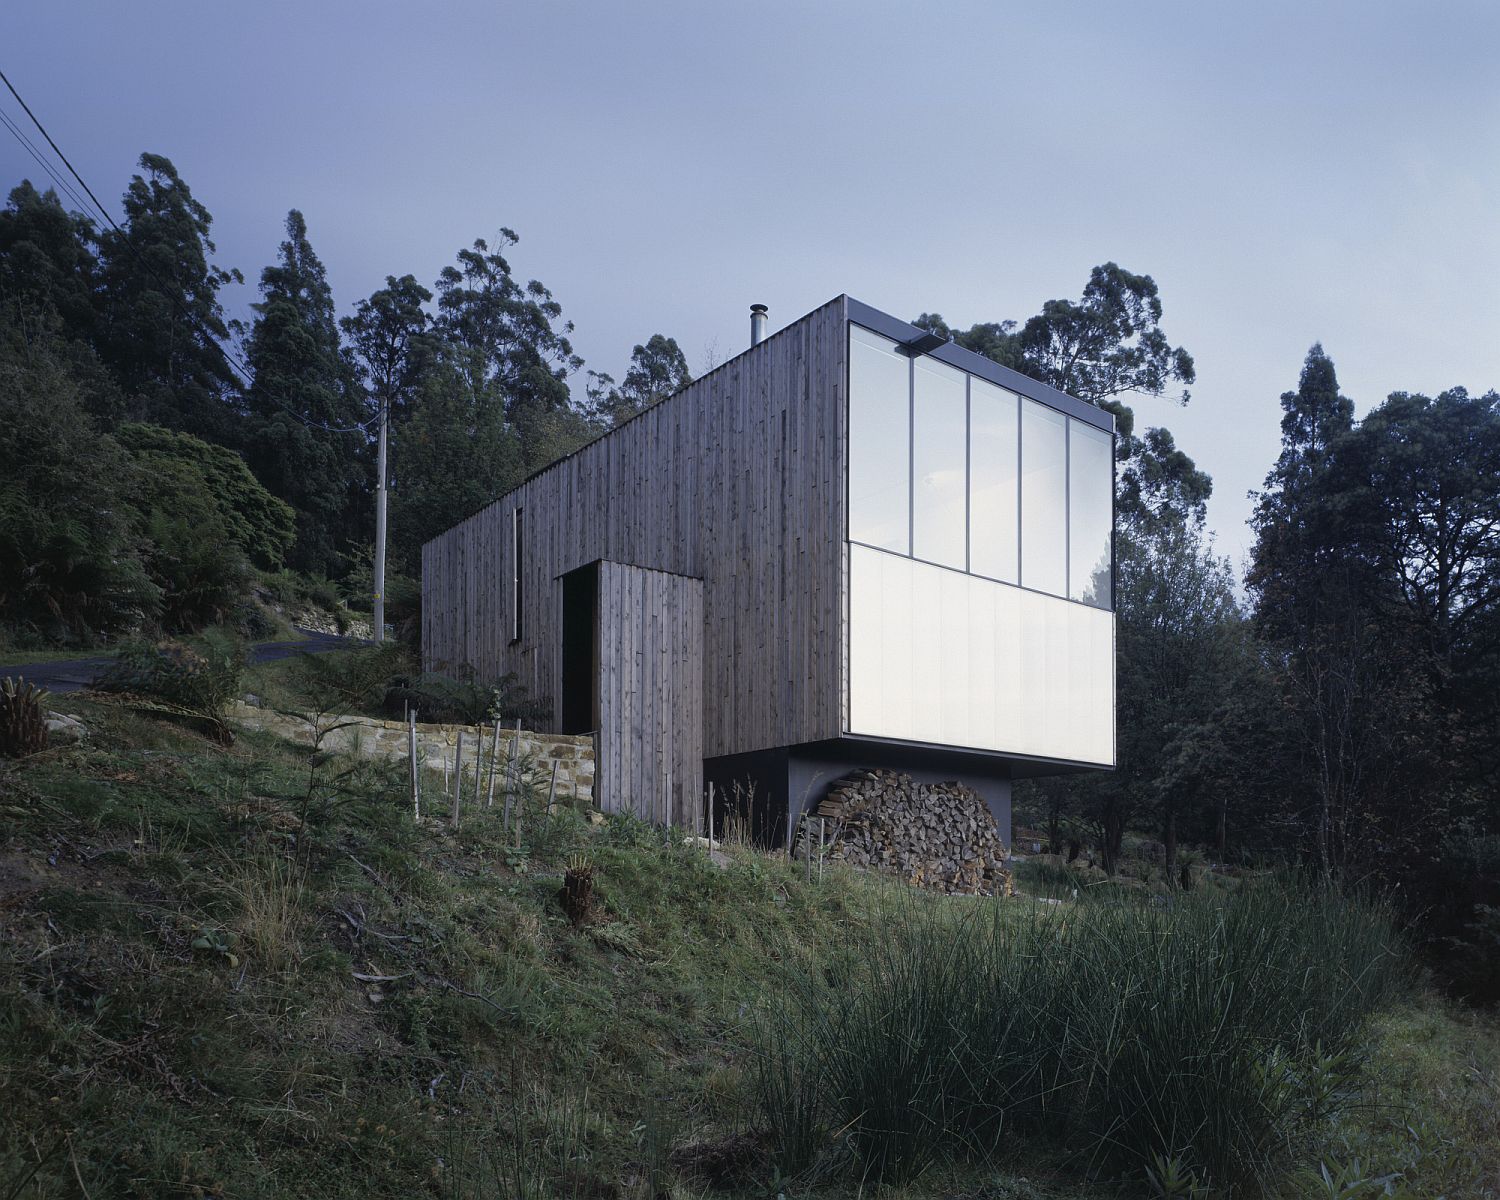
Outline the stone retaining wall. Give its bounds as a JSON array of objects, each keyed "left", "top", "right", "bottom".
[{"left": 226, "top": 702, "right": 594, "bottom": 805}]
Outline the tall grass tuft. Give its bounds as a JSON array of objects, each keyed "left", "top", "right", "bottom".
[{"left": 753, "top": 876, "right": 1411, "bottom": 1191}]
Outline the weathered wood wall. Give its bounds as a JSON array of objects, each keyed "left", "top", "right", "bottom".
[
  {"left": 421, "top": 295, "right": 847, "bottom": 761},
  {"left": 594, "top": 562, "right": 703, "bottom": 824}
]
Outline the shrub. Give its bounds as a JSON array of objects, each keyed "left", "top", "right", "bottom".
[
  {"left": 115, "top": 423, "right": 295, "bottom": 570},
  {"left": 259, "top": 569, "right": 343, "bottom": 616},
  {"left": 384, "top": 667, "right": 548, "bottom": 726},
  {"left": 141, "top": 511, "right": 252, "bottom": 633},
  {"left": 0, "top": 676, "right": 49, "bottom": 757},
  {"left": 1416, "top": 833, "right": 1500, "bottom": 1004},
  {"left": 97, "top": 626, "right": 247, "bottom": 717},
  {"left": 754, "top": 877, "right": 1411, "bottom": 1190},
  {"left": 293, "top": 642, "right": 414, "bottom": 716}
]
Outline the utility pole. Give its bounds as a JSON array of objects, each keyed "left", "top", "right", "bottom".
[{"left": 372, "top": 392, "right": 388, "bottom": 643}]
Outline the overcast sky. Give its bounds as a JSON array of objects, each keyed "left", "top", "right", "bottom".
[{"left": 6, "top": 0, "right": 1498, "bottom": 572}]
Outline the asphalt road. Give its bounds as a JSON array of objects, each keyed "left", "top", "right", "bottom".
[{"left": 0, "top": 628, "right": 354, "bottom": 693}]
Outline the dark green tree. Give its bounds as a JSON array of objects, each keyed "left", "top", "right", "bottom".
[
  {"left": 1331, "top": 386, "right": 1500, "bottom": 820},
  {"left": 432, "top": 229, "right": 597, "bottom": 476},
  {"left": 0, "top": 181, "right": 99, "bottom": 345},
  {"left": 115, "top": 423, "right": 295, "bottom": 570},
  {"left": 433, "top": 230, "right": 580, "bottom": 420},
  {"left": 341, "top": 274, "right": 433, "bottom": 427},
  {"left": 94, "top": 154, "right": 243, "bottom": 441},
  {"left": 1338, "top": 387, "right": 1500, "bottom": 665},
  {"left": 386, "top": 346, "right": 524, "bottom": 571},
  {"left": 1248, "top": 345, "right": 1358, "bottom": 641},
  {"left": 0, "top": 319, "right": 157, "bottom": 641},
  {"left": 243, "top": 210, "right": 367, "bottom": 576},
  {"left": 1079, "top": 519, "right": 1243, "bottom": 874},
  {"left": 588, "top": 333, "right": 693, "bottom": 426},
  {"left": 913, "top": 312, "right": 1025, "bottom": 372},
  {"left": 917, "top": 263, "right": 1206, "bottom": 541},
  {"left": 1245, "top": 346, "right": 1472, "bottom": 873}
]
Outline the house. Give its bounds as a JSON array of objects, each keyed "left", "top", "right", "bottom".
[{"left": 421, "top": 296, "right": 1116, "bottom": 846}]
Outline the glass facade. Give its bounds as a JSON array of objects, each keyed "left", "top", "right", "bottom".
[
  {"left": 1020, "top": 400, "right": 1067, "bottom": 597},
  {"left": 912, "top": 355, "right": 968, "bottom": 570},
  {"left": 1068, "top": 422, "right": 1114, "bottom": 609},
  {"left": 847, "top": 325, "right": 911, "bottom": 552},
  {"left": 968, "top": 376, "right": 1019, "bottom": 583},
  {"left": 847, "top": 323, "right": 1114, "bottom": 609}
]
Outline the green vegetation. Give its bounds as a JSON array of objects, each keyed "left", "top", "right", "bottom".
[
  {"left": 1, "top": 134, "right": 1497, "bottom": 1196},
  {"left": 242, "top": 640, "right": 548, "bottom": 728},
  {"left": 1, "top": 687, "right": 1494, "bottom": 1198},
  {"left": 755, "top": 882, "right": 1409, "bottom": 1190}
]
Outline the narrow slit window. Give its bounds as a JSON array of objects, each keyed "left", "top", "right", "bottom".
[{"left": 511, "top": 507, "right": 524, "bottom": 642}]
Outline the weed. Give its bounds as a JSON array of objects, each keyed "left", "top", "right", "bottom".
[{"left": 226, "top": 854, "right": 306, "bottom": 975}]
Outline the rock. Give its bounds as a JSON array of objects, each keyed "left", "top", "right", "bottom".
[
  {"left": 241, "top": 693, "right": 262, "bottom": 708},
  {"left": 45, "top": 711, "right": 87, "bottom": 744}
]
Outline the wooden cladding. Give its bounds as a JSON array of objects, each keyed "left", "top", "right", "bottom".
[
  {"left": 421, "top": 295, "right": 848, "bottom": 762},
  {"left": 594, "top": 562, "right": 703, "bottom": 823}
]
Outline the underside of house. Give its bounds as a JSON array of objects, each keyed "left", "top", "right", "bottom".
[{"left": 422, "top": 295, "right": 1116, "bottom": 847}]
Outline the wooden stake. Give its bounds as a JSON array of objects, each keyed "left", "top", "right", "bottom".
[
  {"left": 474, "top": 723, "right": 485, "bottom": 799},
  {"left": 546, "top": 759, "right": 558, "bottom": 815},
  {"left": 819, "top": 818, "right": 826, "bottom": 883},
  {"left": 485, "top": 718, "right": 501, "bottom": 807},
  {"left": 708, "top": 782, "right": 715, "bottom": 850},
  {"left": 451, "top": 731, "right": 465, "bottom": 830},
  {"left": 408, "top": 711, "right": 420, "bottom": 820}
]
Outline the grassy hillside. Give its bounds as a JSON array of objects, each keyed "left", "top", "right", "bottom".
[{"left": 0, "top": 684, "right": 1495, "bottom": 1198}]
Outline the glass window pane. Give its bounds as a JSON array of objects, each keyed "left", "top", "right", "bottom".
[
  {"left": 912, "top": 356, "right": 967, "bottom": 569},
  {"left": 969, "top": 377, "right": 1018, "bottom": 583},
  {"left": 848, "top": 325, "right": 910, "bottom": 552},
  {"left": 1021, "top": 400, "right": 1067, "bottom": 596},
  {"left": 1069, "top": 420, "right": 1113, "bottom": 608}
]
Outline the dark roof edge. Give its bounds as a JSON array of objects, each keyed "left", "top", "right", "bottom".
[{"left": 846, "top": 296, "right": 1115, "bottom": 434}]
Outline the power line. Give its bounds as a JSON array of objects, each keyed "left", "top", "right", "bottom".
[
  {"left": 0, "top": 65, "right": 379, "bottom": 436},
  {"left": 0, "top": 105, "right": 95, "bottom": 219},
  {"left": 0, "top": 67, "right": 119, "bottom": 238}
]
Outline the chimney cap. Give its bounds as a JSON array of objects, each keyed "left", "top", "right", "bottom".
[{"left": 750, "top": 303, "right": 768, "bottom": 314}]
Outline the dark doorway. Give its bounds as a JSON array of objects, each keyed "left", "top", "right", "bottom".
[{"left": 560, "top": 563, "right": 599, "bottom": 734}]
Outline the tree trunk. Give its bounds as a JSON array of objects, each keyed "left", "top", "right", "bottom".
[{"left": 1100, "top": 804, "right": 1125, "bottom": 876}]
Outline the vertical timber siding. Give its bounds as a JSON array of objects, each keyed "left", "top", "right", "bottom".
[
  {"left": 594, "top": 562, "right": 703, "bottom": 824},
  {"left": 422, "top": 296, "right": 847, "bottom": 761}
]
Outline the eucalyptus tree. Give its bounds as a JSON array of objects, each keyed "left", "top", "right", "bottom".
[
  {"left": 94, "top": 154, "right": 243, "bottom": 442},
  {"left": 588, "top": 333, "right": 693, "bottom": 426},
  {"left": 917, "top": 262, "right": 1207, "bottom": 542}
]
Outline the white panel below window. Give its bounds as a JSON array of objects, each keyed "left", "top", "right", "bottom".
[{"left": 847, "top": 544, "right": 1115, "bottom": 766}]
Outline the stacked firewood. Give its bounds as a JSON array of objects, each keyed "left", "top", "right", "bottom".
[{"left": 797, "top": 769, "right": 1015, "bottom": 897}]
